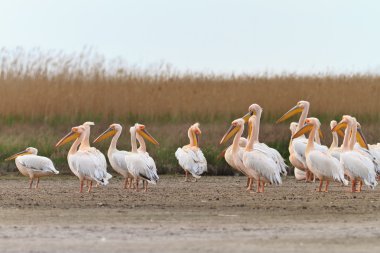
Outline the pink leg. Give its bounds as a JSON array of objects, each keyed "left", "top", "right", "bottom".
[
  {"left": 88, "top": 181, "right": 93, "bottom": 193},
  {"left": 35, "top": 178, "right": 40, "bottom": 189},
  {"left": 317, "top": 179, "right": 323, "bottom": 192},
  {"left": 324, "top": 180, "right": 329, "bottom": 192},
  {"left": 29, "top": 178, "right": 34, "bottom": 189},
  {"left": 79, "top": 180, "right": 84, "bottom": 193}
]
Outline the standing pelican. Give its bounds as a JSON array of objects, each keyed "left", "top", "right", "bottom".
[
  {"left": 175, "top": 123, "right": 207, "bottom": 182},
  {"left": 243, "top": 115, "right": 283, "bottom": 193},
  {"left": 93, "top": 123, "right": 134, "bottom": 189},
  {"left": 135, "top": 123, "right": 159, "bottom": 191},
  {"left": 289, "top": 122, "right": 305, "bottom": 180},
  {"left": 5, "top": 147, "right": 59, "bottom": 188},
  {"left": 293, "top": 118, "right": 348, "bottom": 192},
  {"left": 220, "top": 119, "right": 254, "bottom": 191},
  {"left": 125, "top": 124, "right": 160, "bottom": 191},
  {"left": 56, "top": 125, "right": 112, "bottom": 193},
  {"left": 277, "top": 101, "right": 327, "bottom": 182},
  {"left": 333, "top": 116, "right": 377, "bottom": 192}
]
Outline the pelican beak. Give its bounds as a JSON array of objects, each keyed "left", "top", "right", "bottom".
[
  {"left": 357, "top": 127, "right": 369, "bottom": 150},
  {"left": 331, "top": 120, "right": 348, "bottom": 132},
  {"left": 276, "top": 105, "right": 303, "bottom": 123},
  {"left": 56, "top": 130, "right": 80, "bottom": 147},
  {"left": 318, "top": 129, "right": 324, "bottom": 139},
  {"left": 193, "top": 132, "right": 200, "bottom": 147},
  {"left": 336, "top": 129, "right": 345, "bottom": 138},
  {"left": 5, "top": 149, "right": 30, "bottom": 161},
  {"left": 247, "top": 118, "right": 253, "bottom": 140},
  {"left": 93, "top": 127, "right": 117, "bottom": 143},
  {"left": 242, "top": 111, "right": 254, "bottom": 123},
  {"left": 220, "top": 124, "right": 240, "bottom": 144},
  {"left": 292, "top": 123, "right": 313, "bottom": 139},
  {"left": 137, "top": 128, "right": 159, "bottom": 145}
]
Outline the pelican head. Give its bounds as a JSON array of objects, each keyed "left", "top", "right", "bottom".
[
  {"left": 355, "top": 120, "right": 369, "bottom": 149},
  {"left": 220, "top": 118, "right": 245, "bottom": 144},
  {"left": 56, "top": 125, "right": 85, "bottom": 147},
  {"left": 292, "top": 117, "right": 320, "bottom": 139},
  {"left": 276, "top": 100, "right": 310, "bottom": 123},
  {"left": 289, "top": 122, "right": 298, "bottom": 135},
  {"left": 332, "top": 115, "right": 352, "bottom": 133},
  {"left": 93, "top": 123, "right": 122, "bottom": 143},
  {"left": 188, "top": 123, "right": 201, "bottom": 147},
  {"left": 5, "top": 147, "right": 38, "bottom": 161},
  {"left": 135, "top": 123, "right": 159, "bottom": 145}
]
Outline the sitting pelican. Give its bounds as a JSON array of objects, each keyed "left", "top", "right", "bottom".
[
  {"left": 333, "top": 116, "right": 377, "bottom": 192},
  {"left": 56, "top": 124, "right": 112, "bottom": 193},
  {"left": 293, "top": 118, "right": 348, "bottom": 192},
  {"left": 5, "top": 147, "right": 59, "bottom": 188},
  {"left": 175, "top": 123, "right": 207, "bottom": 182},
  {"left": 276, "top": 101, "right": 327, "bottom": 182},
  {"left": 94, "top": 123, "right": 134, "bottom": 189},
  {"left": 125, "top": 124, "right": 159, "bottom": 191},
  {"left": 243, "top": 115, "right": 283, "bottom": 192}
]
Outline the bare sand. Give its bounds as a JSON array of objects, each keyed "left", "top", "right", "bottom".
[{"left": 0, "top": 175, "right": 379, "bottom": 253}]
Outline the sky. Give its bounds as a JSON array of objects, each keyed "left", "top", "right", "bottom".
[{"left": 1, "top": 0, "right": 380, "bottom": 75}]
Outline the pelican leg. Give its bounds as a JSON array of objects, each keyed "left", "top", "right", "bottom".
[
  {"left": 246, "top": 178, "right": 250, "bottom": 188},
  {"left": 246, "top": 178, "right": 253, "bottom": 191},
  {"left": 351, "top": 180, "right": 356, "bottom": 193},
  {"left": 124, "top": 178, "right": 128, "bottom": 189},
  {"left": 142, "top": 180, "right": 145, "bottom": 189},
  {"left": 29, "top": 178, "right": 34, "bottom": 189},
  {"left": 358, "top": 180, "right": 363, "bottom": 192},
  {"left": 80, "top": 180, "right": 84, "bottom": 193},
  {"left": 88, "top": 181, "right": 93, "bottom": 193},
  {"left": 35, "top": 178, "right": 40, "bottom": 189},
  {"left": 192, "top": 177, "right": 198, "bottom": 182},
  {"left": 324, "top": 180, "right": 329, "bottom": 192},
  {"left": 184, "top": 171, "right": 189, "bottom": 182},
  {"left": 317, "top": 180, "right": 323, "bottom": 192},
  {"left": 257, "top": 178, "right": 261, "bottom": 193},
  {"left": 135, "top": 178, "right": 139, "bottom": 192},
  {"left": 86, "top": 180, "right": 89, "bottom": 188},
  {"left": 261, "top": 180, "right": 265, "bottom": 193},
  {"left": 144, "top": 181, "right": 148, "bottom": 192}
]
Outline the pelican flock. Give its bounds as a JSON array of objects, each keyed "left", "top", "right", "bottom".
[{"left": 2, "top": 100, "right": 379, "bottom": 194}]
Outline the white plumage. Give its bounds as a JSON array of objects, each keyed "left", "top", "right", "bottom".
[{"left": 175, "top": 147, "right": 207, "bottom": 179}]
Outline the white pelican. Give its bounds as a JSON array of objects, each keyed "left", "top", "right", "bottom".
[
  {"left": 135, "top": 123, "right": 159, "bottom": 191},
  {"left": 277, "top": 101, "right": 327, "bottom": 182},
  {"left": 293, "top": 118, "right": 348, "bottom": 192},
  {"left": 56, "top": 124, "right": 112, "bottom": 193},
  {"left": 220, "top": 118, "right": 254, "bottom": 190},
  {"left": 5, "top": 147, "right": 59, "bottom": 188},
  {"left": 93, "top": 123, "right": 134, "bottom": 188},
  {"left": 333, "top": 116, "right": 377, "bottom": 192},
  {"left": 289, "top": 122, "right": 306, "bottom": 180},
  {"left": 242, "top": 114, "right": 283, "bottom": 193},
  {"left": 125, "top": 124, "right": 160, "bottom": 191},
  {"left": 175, "top": 123, "right": 207, "bottom": 182},
  {"left": 329, "top": 120, "right": 342, "bottom": 161}
]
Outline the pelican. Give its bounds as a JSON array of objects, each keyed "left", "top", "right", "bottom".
[
  {"left": 277, "top": 101, "right": 327, "bottom": 182},
  {"left": 5, "top": 147, "right": 59, "bottom": 188},
  {"left": 220, "top": 118, "right": 255, "bottom": 190},
  {"left": 135, "top": 123, "right": 159, "bottom": 191},
  {"left": 242, "top": 114, "right": 283, "bottom": 193},
  {"left": 94, "top": 123, "right": 134, "bottom": 189},
  {"left": 56, "top": 124, "right": 112, "bottom": 193},
  {"left": 293, "top": 118, "right": 348, "bottom": 192},
  {"left": 124, "top": 124, "right": 160, "bottom": 191},
  {"left": 175, "top": 123, "right": 207, "bottom": 182},
  {"left": 329, "top": 120, "right": 342, "bottom": 161},
  {"left": 289, "top": 122, "right": 306, "bottom": 180},
  {"left": 333, "top": 116, "right": 377, "bottom": 192}
]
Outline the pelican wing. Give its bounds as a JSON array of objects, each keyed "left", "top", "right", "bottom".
[
  {"left": 17, "top": 155, "right": 59, "bottom": 174},
  {"left": 293, "top": 138, "right": 328, "bottom": 168},
  {"left": 243, "top": 151, "right": 282, "bottom": 185},
  {"left": 255, "top": 143, "right": 288, "bottom": 175},
  {"left": 69, "top": 150, "right": 111, "bottom": 185},
  {"left": 307, "top": 150, "right": 347, "bottom": 184},
  {"left": 125, "top": 153, "right": 158, "bottom": 184},
  {"left": 341, "top": 151, "right": 377, "bottom": 189},
  {"left": 175, "top": 147, "right": 207, "bottom": 178}
]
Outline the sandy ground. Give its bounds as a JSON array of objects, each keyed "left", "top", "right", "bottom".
[{"left": 0, "top": 175, "right": 380, "bottom": 253}]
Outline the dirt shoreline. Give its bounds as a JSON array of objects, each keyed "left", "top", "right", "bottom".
[{"left": 1, "top": 175, "right": 379, "bottom": 252}]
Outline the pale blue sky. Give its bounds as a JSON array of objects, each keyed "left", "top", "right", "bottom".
[{"left": 1, "top": 0, "right": 379, "bottom": 74}]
